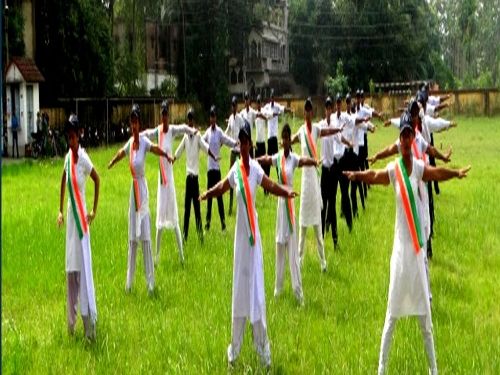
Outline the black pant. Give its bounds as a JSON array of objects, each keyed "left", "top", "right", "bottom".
[
  {"left": 338, "top": 153, "right": 353, "bottom": 231},
  {"left": 12, "top": 131, "right": 19, "bottom": 158},
  {"left": 267, "top": 136, "right": 279, "bottom": 176},
  {"left": 429, "top": 133, "right": 440, "bottom": 194},
  {"left": 206, "top": 169, "right": 225, "bottom": 230},
  {"left": 228, "top": 151, "right": 239, "bottom": 215},
  {"left": 321, "top": 164, "right": 337, "bottom": 244},
  {"left": 344, "top": 149, "right": 362, "bottom": 217},
  {"left": 361, "top": 134, "right": 369, "bottom": 198},
  {"left": 183, "top": 174, "right": 203, "bottom": 242},
  {"left": 427, "top": 180, "right": 435, "bottom": 238}
]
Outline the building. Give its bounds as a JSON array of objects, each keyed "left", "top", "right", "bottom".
[
  {"left": 5, "top": 57, "right": 45, "bottom": 156},
  {"left": 228, "top": 0, "right": 294, "bottom": 98}
]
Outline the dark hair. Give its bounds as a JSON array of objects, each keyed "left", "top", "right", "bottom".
[{"left": 281, "top": 123, "right": 292, "bottom": 139}]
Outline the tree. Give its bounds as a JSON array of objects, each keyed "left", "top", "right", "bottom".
[{"left": 35, "top": 0, "right": 114, "bottom": 101}]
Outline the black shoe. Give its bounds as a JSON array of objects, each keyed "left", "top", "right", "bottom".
[{"left": 205, "top": 223, "right": 210, "bottom": 231}]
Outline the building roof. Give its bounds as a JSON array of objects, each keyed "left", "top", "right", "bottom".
[{"left": 5, "top": 57, "right": 45, "bottom": 83}]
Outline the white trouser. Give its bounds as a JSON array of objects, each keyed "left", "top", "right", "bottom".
[
  {"left": 298, "top": 225, "right": 326, "bottom": 270},
  {"left": 275, "top": 239, "right": 303, "bottom": 302},
  {"left": 126, "top": 240, "right": 155, "bottom": 293},
  {"left": 156, "top": 226, "right": 184, "bottom": 265},
  {"left": 67, "top": 270, "right": 95, "bottom": 339},
  {"left": 378, "top": 312, "right": 437, "bottom": 375},
  {"left": 227, "top": 317, "right": 271, "bottom": 367}
]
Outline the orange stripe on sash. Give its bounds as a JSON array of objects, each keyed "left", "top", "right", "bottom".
[
  {"left": 129, "top": 141, "right": 141, "bottom": 211},
  {"left": 394, "top": 160, "right": 422, "bottom": 254},
  {"left": 158, "top": 127, "right": 168, "bottom": 185},
  {"left": 304, "top": 125, "right": 318, "bottom": 160},
  {"left": 279, "top": 152, "right": 295, "bottom": 232},
  {"left": 237, "top": 161, "right": 257, "bottom": 246}
]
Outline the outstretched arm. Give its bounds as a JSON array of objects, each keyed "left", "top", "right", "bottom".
[
  {"left": 57, "top": 170, "right": 66, "bottom": 227},
  {"left": 320, "top": 127, "right": 342, "bottom": 137},
  {"left": 298, "top": 156, "right": 319, "bottom": 167},
  {"left": 368, "top": 143, "right": 398, "bottom": 164},
  {"left": 291, "top": 131, "right": 300, "bottom": 145},
  {"left": 256, "top": 155, "right": 273, "bottom": 166},
  {"left": 108, "top": 149, "right": 126, "bottom": 169},
  {"left": 260, "top": 175, "right": 298, "bottom": 198},
  {"left": 150, "top": 144, "right": 173, "bottom": 163},
  {"left": 87, "top": 168, "right": 100, "bottom": 225},
  {"left": 344, "top": 169, "right": 390, "bottom": 185},
  {"left": 423, "top": 165, "right": 470, "bottom": 182},
  {"left": 426, "top": 145, "right": 452, "bottom": 163},
  {"left": 199, "top": 177, "right": 231, "bottom": 201}
]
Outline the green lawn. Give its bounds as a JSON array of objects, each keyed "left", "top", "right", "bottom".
[{"left": 2, "top": 115, "right": 499, "bottom": 374}]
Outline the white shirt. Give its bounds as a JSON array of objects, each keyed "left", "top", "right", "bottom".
[
  {"left": 426, "top": 103, "right": 436, "bottom": 117},
  {"left": 240, "top": 106, "right": 257, "bottom": 130},
  {"left": 321, "top": 113, "right": 343, "bottom": 167},
  {"left": 65, "top": 146, "right": 93, "bottom": 272},
  {"left": 203, "top": 125, "right": 237, "bottom": 171},
  {"left": 254, "top": 107, "right": 269, "bottom": 143},
  {"left": 428, "top": 95, "right": 440, "bottom": 107},
  {"left": 175, "top": 132, "right": 209, "bottom": 176},
  {"left": 226, "top": 112, "right": 245, "bottom": 151},
  {"left": 263, "top": 101, "right": 285, "bottom": 139},
  {"left": 272, "top": 152, "right": 299, "bottom": 243}
]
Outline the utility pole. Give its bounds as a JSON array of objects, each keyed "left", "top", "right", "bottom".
[{"left": 180, "top": 0, "right": 187, "bottom": 94}]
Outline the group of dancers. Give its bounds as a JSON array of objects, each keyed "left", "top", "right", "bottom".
[{"left": 57, "top": 87, "right": 470, "bottom": 373}]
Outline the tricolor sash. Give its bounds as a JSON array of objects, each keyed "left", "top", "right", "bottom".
[
  {"left": 394, "top": 157, "right": 424, "bottom": 254},
  {"left": 66, "top": 150, "right": 97, "bottom": 323},
  {"left": 277, "top": 152, "right": 295, "bottom": 232},
  {"left": 302, "top": 125, "right": 320, "bottom": 176},
  {"left": 302, "top": 125, "right": 318, "bottom": 160},
  {"left": 129, "top": 140, "right": 141, "bottom": 211},
  {"left": 236, "top": 161, "right": 257, "bottom": 246},
  {"left": 157, "top": 127, "right": 168, "bottom": 185}
]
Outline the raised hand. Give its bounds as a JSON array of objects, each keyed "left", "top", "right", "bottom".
[
  {"left": 343, "top": 170, "right": 357, "bottom": 181},
  {"left": 199, "top": 192, "right": 208, "bottom": 201},
  {"left": 443, "top": 147, "right": 452, "bottom": 163}
]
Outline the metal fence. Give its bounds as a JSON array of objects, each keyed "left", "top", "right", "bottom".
[{"left": 41, "top": 89, "right": 499, "bottom": 147}]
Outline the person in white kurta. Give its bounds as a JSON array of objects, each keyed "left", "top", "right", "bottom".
[
  {"left": 58, "top": 116, "right": 100, "bottom": 339},
  {"left": 108, "top": 104, "right": 173, "bottom": 294},
  {"left": 200, "top": 120, "right": 297, "bottom": 368},
  {"left": 291, "top": 98, "right": 343, "bottom": 272},
  {"left": 257, "top": 123, "right": 318, "bottom": 304},
  {"left": 142, "top": 101, "right": 196, "bottom": 265},
  {"left": 346, "top": 113, "right": 470, "bottom": 375}
]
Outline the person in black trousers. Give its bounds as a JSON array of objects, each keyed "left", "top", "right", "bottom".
[
  {"left": 202, "top": 105, "right": 237, "bottom": 232},
  {"left": 175, "top": 109, "right": 217, "bottom": 242}
]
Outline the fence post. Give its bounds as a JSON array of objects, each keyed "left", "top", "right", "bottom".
[{"left": 484, "top": 90, "right": 489, "bottom": 116}]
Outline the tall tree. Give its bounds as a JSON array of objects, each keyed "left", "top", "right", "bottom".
[{"left": 35, "top": 0, "right": 113, "bottom": 101}]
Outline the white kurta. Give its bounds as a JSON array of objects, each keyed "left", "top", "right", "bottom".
[
  {"left": 122, "top": 136, "right": 152, "bottom": 241},
  {"left": 272, "top": 152, "right": 299, "bottom": 244},
  {"left": 397, "top": 132, "right": 431, "bottom": 240},
  {"left": 386, "top": 158, "right": 431, "bottom": 318},
  {"left": 65, "top": 146, "right": 93, "bottom": 272},
  {"left": 298, "top": 123, "right": 322, "bottom": 227},
  {"left": 143, "top": 125, "right": 193, "bottom": 229},
  {"left": 227, "top": 159, "right": 266, "bottom": 323}
]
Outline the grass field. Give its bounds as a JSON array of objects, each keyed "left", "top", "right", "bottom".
[{"left": 2, "top": 115, "right": 500, "bottom": 374}]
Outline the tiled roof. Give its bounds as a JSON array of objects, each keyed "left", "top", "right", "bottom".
[{"left": 6, "top": 57, "right": 45, "bottom": 82}]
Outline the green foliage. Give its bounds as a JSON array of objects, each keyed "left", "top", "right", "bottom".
[
  {"left": 324, "top": 60, "right": 349, "bottom": 96},
  {"left": 2, "top": 116, "right": 500, "bottom": 373},
  {"left": 35, "top": 0, "right": 114, "bottom": 99},
  {"left": 6, "top": 4, "right": 25, "bottom": 57}
]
